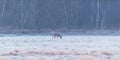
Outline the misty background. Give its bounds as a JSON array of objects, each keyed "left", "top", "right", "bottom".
[{"left": 0, "top": 0, "right": 120, "bottom": 34}]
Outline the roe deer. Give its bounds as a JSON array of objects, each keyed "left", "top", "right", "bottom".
[{"left": 52, "top": 33, "right": 62, "bottom": 39}]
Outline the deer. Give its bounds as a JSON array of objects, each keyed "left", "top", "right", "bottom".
[{"left": 52, "top": 33, "right": 62, "bottom": 39}]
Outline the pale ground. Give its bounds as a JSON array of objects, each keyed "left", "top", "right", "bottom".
[{"left": 0, "top": 35, "right": 120, "bottom": 60}]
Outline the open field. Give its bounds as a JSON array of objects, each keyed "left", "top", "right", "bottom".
[{"left": 0, "top": 35, "right": 120, "bottom": 60}]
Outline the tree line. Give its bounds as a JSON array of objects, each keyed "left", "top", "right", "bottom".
[{"left": 0, "top": 0, "right": 120, "bottom": 33}]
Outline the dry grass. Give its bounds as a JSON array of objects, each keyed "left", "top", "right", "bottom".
[
  {"left": 24, "top": 50, "right": 88, "bottom": 55},
  {"left": 2, "top": 50, "right": 115, "bottom": 56},
  {"left": 0, "top": 56, "right": 10, "bottom": 60}
]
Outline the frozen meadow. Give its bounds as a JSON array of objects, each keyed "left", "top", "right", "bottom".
[{"left": 0, "top": 35, "right": 120, "bottom": 60}]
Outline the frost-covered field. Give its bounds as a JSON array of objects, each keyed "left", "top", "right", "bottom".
[{"left": 0, "top": 35, "right": 120, "bottom": 60}]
